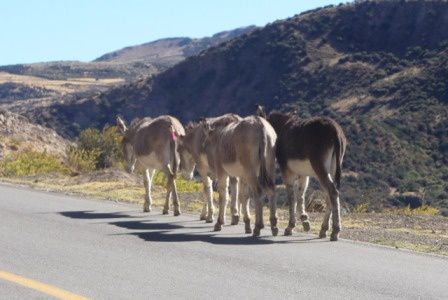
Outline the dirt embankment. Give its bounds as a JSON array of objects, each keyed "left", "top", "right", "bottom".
[{"left": 0, "top": 109, "right": 71, "bottom": 158}]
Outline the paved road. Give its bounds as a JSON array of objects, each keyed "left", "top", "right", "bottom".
[{"left": 0, "top": 183, "right": 447, "bottom": 299}]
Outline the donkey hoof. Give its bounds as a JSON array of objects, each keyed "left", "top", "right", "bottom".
[
  {"left": 318, "top": 230, "right": 327, "bottom": 239},
  {"left": 205, "top": 217, "right": 214, "bottom": 223},
  {"left": 174, "top": 210, "right": 181, "bottom": 216},
  {"left": 253, "top": 226, "right": 262, "bottom": 237},
  {"left": 231, "top": 215, "right": 240, "bottom": 225},
  {"left": 271, "top": 227, "right": 279, "bottom": 237},
  {"left": 330, "top": 234, "right": 339, "bottom": 241},
  {"left": 162, "top": 209, "right": 169, "bottom": 215},
  {"left": 284, "top": 227, "right": 293, "bottom": 236},
  {"left": 214, "top": 223, "right": 222, "bottom": 232},
  {"left": 302, "top": 221, "right": 311, "bottom": 232},
  {"left": 330, "top": 231, "right": 340, "bottom": 241},
  {"left": 245, "top": 227, "right": 252, "bottom": 234},
  {"left": 143, "top": 206, "right": 151, "bottom": 213},
  {"left": 199, "top": 215, "right": 207, "bottom": 221}
]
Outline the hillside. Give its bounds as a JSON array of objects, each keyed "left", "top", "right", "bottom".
[
  {"left": 0, "top": 109, "right": 71, "bottom": 158},
  {"left": 0, "top": 27, "right": 254, "bottom": 116},
  {"left": 25, "top": 0, "right": 448, "bottom": 212},
  {"left": 94, "top": 26, "right": 257, "bottom": 68}
]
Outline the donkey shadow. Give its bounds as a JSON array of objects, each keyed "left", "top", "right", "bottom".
[
  {"left": 59, "top": 210, "right": 321, "bottom": 246},
  {"left": 59, "top": 210, "right": 138, "bottom": 219}
]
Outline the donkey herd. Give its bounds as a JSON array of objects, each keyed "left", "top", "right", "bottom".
[{"left": 116, "top": 105, "right": 347, "bottom": 241}]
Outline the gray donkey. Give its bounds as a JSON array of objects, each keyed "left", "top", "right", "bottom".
[
  {"left": 257, "top": 105, "right": 347, "bottom": 241},
  {"left": 200, "top": 116, "right": 278, "bottom": 237},
  {"left": 178, "top": 114, "right": 242, "bottom": 223},
  {"left": 116, "top": 115, "right": 185, "bottom": 215}
]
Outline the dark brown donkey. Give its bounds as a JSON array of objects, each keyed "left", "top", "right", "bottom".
[{"left": 257, "top": 106, "right": 347, "bottom": 241}]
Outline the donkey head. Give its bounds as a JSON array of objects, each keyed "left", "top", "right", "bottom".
[
  {"left": 116, "top": 115, "right": 136, "bottom": 174},
  {"left": 177, "top": 122, "right": 197, "bottom": 180}
]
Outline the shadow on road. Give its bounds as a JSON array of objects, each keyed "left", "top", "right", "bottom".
[
  {"left": 59, "top": 210, "right": 323, "bottom": 246},
  {"left": 60, "top": 210, "right": 138, "bottom": 219}
]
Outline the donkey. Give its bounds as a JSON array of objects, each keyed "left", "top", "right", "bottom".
[
  {"left": 200, "top": 115, "right": 278, "bottom": 237},
  {"left": 178, "top": 114, "right": 242, "bottom": 223},
  {"left": 257, "top": 105, "right": 347, "bottom": 241},
  {"left": 116, "top": 115, "right": 185, "bottom": 215}
]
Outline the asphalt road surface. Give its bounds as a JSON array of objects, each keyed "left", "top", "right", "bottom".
[{"left": 0, "top": 183, "right": 447, "bottom": 299}]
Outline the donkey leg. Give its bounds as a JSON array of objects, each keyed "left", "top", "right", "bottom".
[
  {"left": 169, "top": 174, "right": 181, "bottom": 216},
  {"left": 199, "top": 174, "right": 210, "bottom": 221},
  {"left": 229, "top": 177, "right": 240, "bottom": 225},
  {"left": 214, "top": 176, "right": 229, "bottom": 231},
  {"left": 163, "top": 187, "right": 171, "bottom": 215},
  {"left": 319, "top": 197, "right": 332, "bottom": 239},
  {"left": 267, "top": 154, "right": 278, "bottom": 236},
  {"left": 252, "top": 196, "right": 264, "bottom": 237},
  {"left": 251, "top": 179, "right": 264, "bottom": 237},
  {"left": 312, "top": 159, "right": 340, "bottom": 240},
  {"left": 284, "top": 182, "right": 297, "bottom": 236},
  {"left": 142, "top": 169, "right": 154, "bottom": 212},
  {"left": 318, "top": 177, "right": 340, "bottom": 240},
  {"left": 296, "top": 176, "right": 311, "bottom": 232},
  {"left": 267, "top": 187, "right": 278, "bottom": 237},
  {"left": 200, "top": 202, "right": 208, "bottom": 221},
  {"left": 327, "top": 175, "right": 341, "bottom": 241},
  {"left": 240, "top": 179, "right": 252, "bottom": 234},
  {"left": 203, "top": 176, "right": 214, "bottom": 223},
  {"left": 162, "top": 166, "right": 173, "bottom": 215}
]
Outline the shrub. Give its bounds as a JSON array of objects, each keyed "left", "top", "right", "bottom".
[
  {"left": 389, "top": 205, "right": 439, "bottom": 216},
  {"left": 67, "top": 146, "right": 101, "bottom": 173},
  {"left": 353, "top": 203, "right": 369, "bottom": 213},
  {"left": 0, "top": 150, "right": 69, "bottom": 177},
  {"left": 69, "top": 125, "right": 123, "bottom": 172}
]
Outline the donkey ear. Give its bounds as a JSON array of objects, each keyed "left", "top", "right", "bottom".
[
  {"left": 116, "top": 115, "right": 127, "bottom": 134},
  {"left": 255, "top": 104, "right": 266, "bottom": 118},
  {"left": 199, "top": 117, "right": 208, "bottom": 129}
]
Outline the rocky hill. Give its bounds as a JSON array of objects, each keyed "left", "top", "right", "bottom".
[
  {"left": 23, "top": 0, "right": 448, "bottom": 212},
  {"left": 0, "top": 110, "right": 71, "bottom": 159}
]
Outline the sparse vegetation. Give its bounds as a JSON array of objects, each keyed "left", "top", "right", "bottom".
[
  {"left": 0, "top": 150, "right": 69, "bottom": 176},
  {"left": 68, "top": 125, "right": 123, "bottom": 172},
  {"left": 388, "top": 205, "right": 440, "bottom": 217}
]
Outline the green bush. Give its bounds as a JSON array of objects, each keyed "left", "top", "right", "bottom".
[
  {"left": 67, "top": 146, "right": 101, "bottom": 172},
  {"left": 69, "top": 125, "right": 123, "bottom": 172},
  {"left": 0, "top": 151, "right": 70, "bottom": 177}
]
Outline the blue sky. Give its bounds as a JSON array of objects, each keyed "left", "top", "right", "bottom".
[{"left": 1, "top": 0, "right": 344, "bottom": 65}]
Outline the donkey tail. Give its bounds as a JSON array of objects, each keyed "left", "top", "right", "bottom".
[
  {"left": 334, "top": 137, "right": 343, "bottom": 190},
  {"left": 169, "top": 126, "right": 179, "bottom": 176},
  {"left": 258, "top": 132, "right": 275, "bottom": 191}
]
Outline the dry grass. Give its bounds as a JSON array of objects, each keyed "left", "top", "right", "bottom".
[{"left": 0, "top": 72, "right": 123, "bottom": 94}]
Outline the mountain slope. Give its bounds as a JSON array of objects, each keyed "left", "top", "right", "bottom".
[
  {"left": 29, "top": 0, "right": 448, "bottom": 211},
  {"left": 0, "top": 26, "right": 256, "bottom": 116},
  {"left": 94, "top": 26, "right": 257, "bottom": 68}
]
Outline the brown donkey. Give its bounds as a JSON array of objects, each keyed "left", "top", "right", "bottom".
[
  {"left": 201, "top": 116, "right": 278, "bottom": 237},
  {"left": 178, "top": 114, "right": 242, "bottom": 223},
  {"left": 257, "top": 106, "right": 347, "bottom": 241},
  {"left": 116, "top": 115, "right": 185, "bottom": 215}
]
